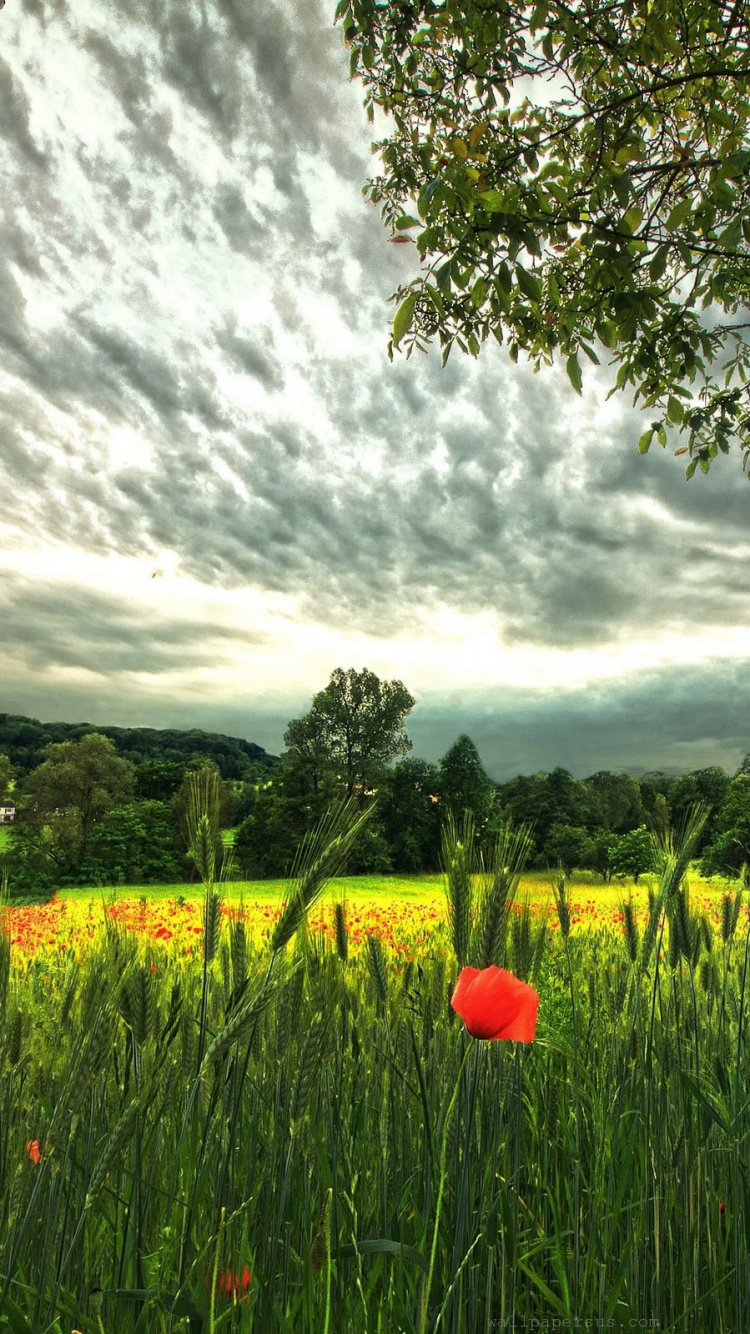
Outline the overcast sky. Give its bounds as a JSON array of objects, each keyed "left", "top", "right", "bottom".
[{"left": 1, "top": 0, "right": 749, "bottom": 781}]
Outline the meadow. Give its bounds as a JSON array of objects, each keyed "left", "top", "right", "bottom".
[{"left": 1, "top": 811, "right": 748, "bottom": 1333}]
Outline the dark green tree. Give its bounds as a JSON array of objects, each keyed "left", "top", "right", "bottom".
[
  {"left": 134, "top": 758, "right": 187, "bottom": 802},
  {"left": 584, "top": 771, "right": 645, "bottom": 834},
  {"left": 338, "top": 0, "right": 750, "bottom": 475},
  {"left": 700, "top": 774, "right": 750, "bottom": 876},
  {"left": 379, "top": 757, "right": 442, "bottom": 871},
  {"left": 233, "top": 788, "right": 305, "bottom": 880},
  {"left": 78, "top": 801, "right": 185, "bottom": 886},
  {"left": 1, "top": 824, "right": 55, "bottom": 899},
  {"left": 589, "top": 831, "right": 619, "bottom": 883},
  {"left": 609, "top": 825, "right": 656, "bottom": 883},
  {"left": 438, "top": 734, "right": 497, "bottom": 833},
  {"left": 284, "top": 667, "right": 415, "bottom": 800},
  {"left": 0, "top": 752, "right": 12, "bottom": 804},
  {"left": 638, "top": 772, "right": 673, "bottom": 835},
  {"left": 499, "top": 767, "right": 593, "bottom": 862},
  {"left": 18, "top": 733, "right": 135, "bottom": 876},
  {"left": 668, "top": 766, "right": 729, "bottom": 848},
  {"left": 544, "top": 823, "right": 595, "bottom": 878}
]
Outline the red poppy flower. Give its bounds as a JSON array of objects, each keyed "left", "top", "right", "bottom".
[
  {"left": 27, "top": 1140, "right": 41, "bottom": 1165},
  {"left": 451, "top": 966, "right": 539, "bottom": 1042},
  {"left": 216, "top": 1265, "right": 251, "bottom": 1301}
]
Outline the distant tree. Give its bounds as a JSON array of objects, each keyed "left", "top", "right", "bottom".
[
  {"left": 379, "top": 757, "right": 442, "bottom": 871},
  {"left": 233, "top": 789, "right": 303, "bottom": 879},
  {"left": 1, "top": 824, "right": 55, "bottom": 899},
  {"left": 438, "top": 735, "right": 497, "bottom": 834},
  {"left": 735, "top": 754, "right": 750, "bottom": 777},
  {"left": 0, "top": 712, "right": 277, "bottom": 780},
  {"left": 648, "top": 792, "right": 671, "bottom": 839},
  {"left": 18, "top": 733, "right": 135, "bottom": 875},
  {"left": 78, "top": 801, "right": 185, "bottom": 886},
  {"left": 700, "top": 775, "right": 750, "bottom": 876},
  {"left": 339, "top": 0, "right": 750, "bottom": 475},
  {"left": 609, "top": 826, "right": 656, "bottom": 884},
  {"left": 589, "top": 831, "right": 619, "bottom": 883},
  {"left": 0, "top": 752, "right": 12, "bottom": 803},
  {"left": 284, "top": 668, "right": 415, "bottom": 800},
  {"left": 499, "top": 767, "right": 593, "bottom": 862},
  {"left": 544, "top": 823, "right": 594, "bottom": 878},
  {"left": 135, "top": 758, "right": 187, "bottom": 802},
  {"left": 669, "top": 767, "right": 729, "bottom": 847},
  {"left": 584, "top": 771, "right": 645, "bottom": 834},
  {"left": 638, "top": 772, "right": 673, "bottom": 834}
]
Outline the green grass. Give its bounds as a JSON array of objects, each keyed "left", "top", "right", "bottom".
[{"left": 0, "top": 826, "right": 10, "bottom": 852}]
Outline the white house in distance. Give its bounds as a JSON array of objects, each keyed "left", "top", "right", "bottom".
[{"left": 0, "top": 803, "right": 15, "bottom": 824}]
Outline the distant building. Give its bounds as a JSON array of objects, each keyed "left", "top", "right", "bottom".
[{"left": 0, "top": 804, "right": 15, "bottom": 824}]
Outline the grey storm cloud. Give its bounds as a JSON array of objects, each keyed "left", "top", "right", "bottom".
[
  {"left": 1, "top": 0, "right": 749, "bottom": 777},
  {"left": 408, "top": 662, "right": 750, "bottom": 781},
  {"left": 1, "top": 576, "right": 266, "bottom": 677}
]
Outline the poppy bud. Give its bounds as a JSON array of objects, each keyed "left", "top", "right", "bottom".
[{"left": 451, "top": 966, "right": 539, "bottom": 1042}]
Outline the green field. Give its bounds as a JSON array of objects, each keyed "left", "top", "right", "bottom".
[
  {"left": 54, "top": 865, "right": 733, "bottom": 915},
  {"left": 1, "top": 834, "right": 748, "bottom": 1331}
]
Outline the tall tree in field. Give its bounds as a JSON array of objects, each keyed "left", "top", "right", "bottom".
[
  {"left": 284, "top": 668, "right": 415, "bottom": 800},
  {"left": 337, "top": 1, "right": 750, "bottom": 475},
  {"left": 438, "top": 734, "right": 497, "bottom": 832},
  {"left": 18, "top": 733, "right": 135, "bottom": 873}
]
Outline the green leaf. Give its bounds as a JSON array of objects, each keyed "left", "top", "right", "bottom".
[
  {"left": 637, "top": 429, "right": 654, "bottom": 455},
  {"left": 667, "top": 198, "right": 692, "bottom": 230},
  {"left": 393, "top": 215, "right": 420, "bottom": 229},
  {"left": 580, "top": 342, "right": 600, "bottom": 365},
  {"left": 566, "top": 353, "right": 582, "bottom": 394},
  {"left": 667, "top": 395, "right": 684, "bottom": 424},
  {"left": 337, "top": 1239, "right": 429, "bottom": 1271},
  {"left": 516, "top": 265, "right": 543, "bottom": 302},
  {"left": 479, "top": 189, "right": 506, "bottom": 212},
  {"left": 435, "top": 260, "right": 452, "bottom": 292},
  {"left": 392, "top": 292, "right": 418, "bottom": 348},
  {"left": 686, "top": 457, "right": 698, "bottom": 479},
  {"left": 649, "top": 245, "right": 670, "bottom": 281},
  {"left": 611, "top": 172, "right": 633, "bottom": 207},
  {"left": 622, "top": 206, "right": 643, "bottom": 234},
  {"left": 471, "top": 277, "right": 488, "bottom": 307},
  {"left": 596, "top": 320, "right": 618, "bottom": 350},
  {"left": 722, "top": 149, "right": 750, "bottom": 179}
]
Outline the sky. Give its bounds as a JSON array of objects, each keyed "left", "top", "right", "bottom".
[{"left": 1, "top": 0, "right": 749, "bottom": 782}]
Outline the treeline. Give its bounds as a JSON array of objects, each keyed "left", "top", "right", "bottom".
[
  {"left": 0, "top": 719, "right": 277, "bottom": 897},
  {"left": 235, "top": 736, "right": 750, "bottom": 883},
  {"left": 2, "top": 671, "right": 750, "bottom": 896},
  {"left": 0, "top": 713, "right": 277, "bottom": 780}
]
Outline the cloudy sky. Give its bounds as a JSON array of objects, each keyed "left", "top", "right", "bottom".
[{"left": 1, "top": 0, "right": 749, "bottom": 781}]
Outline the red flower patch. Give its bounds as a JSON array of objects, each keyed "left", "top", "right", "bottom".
[{"left": 216, "top": 1265, "right": 251, "bottom": 1302}]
